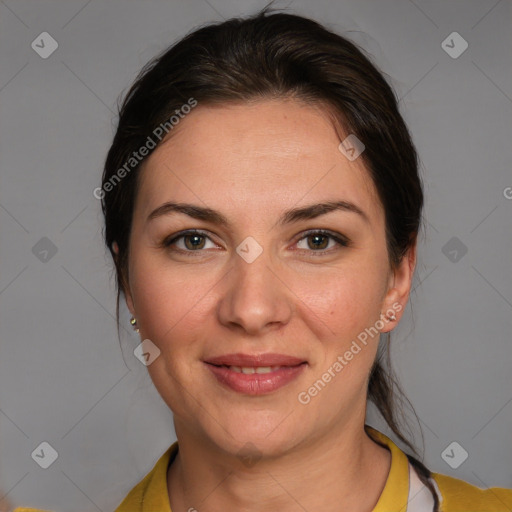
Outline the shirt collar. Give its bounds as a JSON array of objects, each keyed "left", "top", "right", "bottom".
[
  {"left": 365, "top": 425, "right": 412, "bottom": 512},
  {"left": 116, "top": 425, "right": 411, "bottom": 512}
]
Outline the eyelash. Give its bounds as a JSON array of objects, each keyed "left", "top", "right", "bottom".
[{"left": 161, "top": 229, "right": 350, "bottom": 257}]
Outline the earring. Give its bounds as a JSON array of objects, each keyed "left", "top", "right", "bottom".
[
  {"left": 130, "top": 316, "right": 140, "bottom": 333},
  {"left": 386, "top": 312, "right": 396, "bottom": 322}
]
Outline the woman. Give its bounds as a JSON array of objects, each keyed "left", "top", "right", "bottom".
[{"left": 15, "top": 7, "right": 512, "bottom": 512}]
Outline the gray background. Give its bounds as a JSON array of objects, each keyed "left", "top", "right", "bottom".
[{"left": 0, "top": 0, "right": 511, "bottom": 510}]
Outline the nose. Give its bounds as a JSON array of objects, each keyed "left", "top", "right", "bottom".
[{"left": 217, "top": 240, "right": 293, "bottom": 336}]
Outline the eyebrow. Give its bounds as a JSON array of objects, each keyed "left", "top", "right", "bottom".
[{"left": 146, "top": 200, "right": 369, "bottom": 227}]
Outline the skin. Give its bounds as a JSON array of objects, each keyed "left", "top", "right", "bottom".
[{"left": 113, "top": 98, "right": 416, "bottom": 512}]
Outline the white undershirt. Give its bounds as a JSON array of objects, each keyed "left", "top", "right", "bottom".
[{"left": 406, "top": 462, "right": 442, "bottom": 512}]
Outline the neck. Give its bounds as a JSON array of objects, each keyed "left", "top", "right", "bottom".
[{"left": 167, "top": 418, "right": 391, "bottom": 512}]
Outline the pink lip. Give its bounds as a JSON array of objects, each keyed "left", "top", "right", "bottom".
[
  {"left": 204, "top": 353, "right": 307, "bottom": 395},
  {"left": 204, "top": 352, "right": 306, "bottom": 367}
]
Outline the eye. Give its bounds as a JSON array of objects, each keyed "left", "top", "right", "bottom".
[
  {"left": 295, "top": 229, "right": 350, "bottom": 255},
  {"left": 161, "top": 229, "right": 350, "bottom": 256},
  {"left": 162, "top": 230, "right": 219, "bottom": 253}
]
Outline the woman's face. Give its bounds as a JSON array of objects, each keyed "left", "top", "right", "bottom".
[{"left": 120, "top": 99, "right": 414, "bottom": 456}]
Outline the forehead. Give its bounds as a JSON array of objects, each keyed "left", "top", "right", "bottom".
[{"left": 135, "top": 99, "right": 381, "bottom": 225}]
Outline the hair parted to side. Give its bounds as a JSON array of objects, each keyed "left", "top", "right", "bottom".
[{"left": 101, "top": 5, "right": 437, "bottom": 508}]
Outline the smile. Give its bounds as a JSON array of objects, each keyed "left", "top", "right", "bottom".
[
  {"left": 224, "top": 365, "right": 285, "bottom": 374},
  {"left": 204, "top": 361, "right": 307, "bottom": 395}
]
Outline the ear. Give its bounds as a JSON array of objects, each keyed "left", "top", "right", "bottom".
[
  {"left": 112, "top": 241, "right": 136, "bottom": 317},
  {"left": 379, "top": 241, "right": 417, "bottom": 333}
]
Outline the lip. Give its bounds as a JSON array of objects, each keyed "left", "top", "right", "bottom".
[
  {"left": 203, "top": 353, "right": 308, "bottom": 395},
  {"left": 204, "top": 352, "right": 306, "bottom": 367}
]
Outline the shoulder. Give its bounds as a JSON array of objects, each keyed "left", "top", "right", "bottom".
[
  {"left": 13, "top": 443, "right": 179, "bottom": 512},
  {"left": 431, "top": 471, "right": 512, "bottom": 511},
  {"left": 13, "top": 508, "right": 54, "bottom": 512}
]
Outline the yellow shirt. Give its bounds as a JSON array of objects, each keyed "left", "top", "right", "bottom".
[{"left": 14, "top": 425, "right": 512, "bottom": 512}]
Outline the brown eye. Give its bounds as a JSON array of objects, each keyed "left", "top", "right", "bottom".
[
  {"left": 295, "top": 230, "right": 349, "bottom": 254},
  {"left": 163, "top": 230, "right": 217, "bottom": 252},
  {"left": 306, "top": 233, "right": 329, "bottom": 250},
  {"left": 183, "top": 233, "right": 206, "bottom": 250}
]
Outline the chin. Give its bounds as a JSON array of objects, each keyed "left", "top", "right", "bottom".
[
  {"left": 207, "top": 415, "right": 304, "bottom": 457},
  {"left": 229, "top": 435, "right": 297, "bottom": 462}
]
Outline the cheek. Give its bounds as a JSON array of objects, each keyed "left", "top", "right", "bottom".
[
  {"left": 130, "top": 252, "right": 209, "bottom": 340},
  {"left": 129, "top": 259, "right": 212, "bottom": 413},
  {"left": 298, "top": 259, "right": 386, "bottom": 338}
]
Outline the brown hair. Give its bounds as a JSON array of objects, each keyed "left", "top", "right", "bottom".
[{"left": 101, "top": 6, "right": 438, "bottom": 508}]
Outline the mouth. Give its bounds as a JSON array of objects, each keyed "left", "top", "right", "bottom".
[
  {"left": 204, "top": 353, "right": 308, "bottom": 395},
  {"left": 211, "top": 364, "right": 299, "bottom": 374}
]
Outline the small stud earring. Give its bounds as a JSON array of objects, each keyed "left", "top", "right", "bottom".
[
  {"left": 387, "top": 313, "right": 396, "bottom": 321},
  {"left": 130, "top": 316, "right": 140, "bottom": 333}
]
